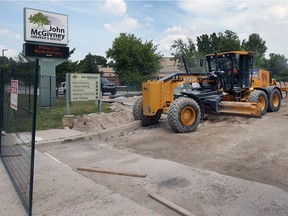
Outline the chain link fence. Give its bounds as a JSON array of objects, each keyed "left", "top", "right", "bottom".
[{"left": 0, "top": 60, "right": 39, "bottom": 216}]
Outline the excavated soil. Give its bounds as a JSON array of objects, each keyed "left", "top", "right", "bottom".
[{"left": 70, "top": 97, "right": 136, "bottom": 133}]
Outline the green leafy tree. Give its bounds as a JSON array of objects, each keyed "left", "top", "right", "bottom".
[
  {"left": 107, "top": 60, "right": 114, "bottom": 67},
  {"left": 0, "top": 56, "right": 18, "bottom": 70},
  {"left": 78, "top": 53, "right": 103, "bottom": 74},
  {"left": 55, "top": 47, "right": 79, "bottom": 83},
  {"left": 197, "top": 30, "right": 241, "bottom": 54},
  {"left": 56, "top": 60, "right": 79, "bottom": 83},
  {"left": 170, "top": 38, "right": 203, "bottom": 72},
  {"left": 28, "top": 12, "right": 51, "bottom": 28},
  {"left": 196, "top": 33, "right": 214, "bottom": 55},
  {"left": 241, "top": 33, "right": 267, "bottom": 67},
  {"left": 218, "top": 30, "right": 241, "bottom": 51},
  {"left": 262, "top": 53, "right": 288, "bottom": 80},
  {"left": 94, "top": 55, "right": 108, "bottom": 67},
  {"left": 0, "top": 56, "right": 11, "bottom": 69},
  {"left": 106, "top": 33, "right": 162, "bottom": 87}
]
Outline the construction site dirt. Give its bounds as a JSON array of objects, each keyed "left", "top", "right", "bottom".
[{"left": 37, "top": 97, "right": 288, "bottom": 216}]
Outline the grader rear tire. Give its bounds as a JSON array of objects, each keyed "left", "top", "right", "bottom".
[
  {"left": 248, "top": 90, "right": 268, "bottom": 115},
  {"left": 132, "top": 97, "right": 162, "bottom": 126},
  {"left": 268, "top": 88, "right": 281, "bottom": 112},
  {"left": 167, "top": 97, "right": 201, "bottom": 133}
]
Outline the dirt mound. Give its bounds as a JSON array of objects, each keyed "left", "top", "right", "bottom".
[{"left": 72, "top": 98, "right": 137, "bottom": 133}]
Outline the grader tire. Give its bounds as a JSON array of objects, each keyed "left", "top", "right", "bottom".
[
  {"left": 132, "top": 97, "right": 162, "bottom": 126},
  {"left": 133, "top": 97, "right": 143, "bottom": 120},
  {"left": 248, "top": 90, "right": 268, "bottom": 115},
  {"left": 142, "top": 111, "right": 162, "bottom": 126},
  {"left": 268, "top": 88, "right": 281, "bottom": 112},
  {"left": 167, "top": 97, "right": 201, "bottom": 133}
]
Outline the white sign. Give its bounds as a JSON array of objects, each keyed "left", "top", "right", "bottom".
[
  {"left": 10, "top": 80, "right": 18, "bottom": 110},
  {"left": 70, "top": 73, "right": 101, "bottom": 102},
  {"left": 24, "top": 8, "right": 68, "bottom": 45}
]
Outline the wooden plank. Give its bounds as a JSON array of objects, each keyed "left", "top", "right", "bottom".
[
  {"left": 77, "top": 167, "right": 147, "bottom": 178},
  {"left": 148, "top": 193, "right": 196, "bottom": 216},
  {"left": 1, "top": 154, "right": 22, "bottom": 158}
]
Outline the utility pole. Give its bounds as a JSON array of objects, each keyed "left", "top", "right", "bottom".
[{"left": 2, "top": 49, "right": 8, "bottom": 57}]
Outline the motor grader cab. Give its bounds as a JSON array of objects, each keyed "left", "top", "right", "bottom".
[
  {"left": 205, "top": 51, "right": 252, "bottom": 93},
  {"left": 205, "top": 51, "right": 282, "bottom": 113},
  {"left": 133, "top": 51, "right": 282, "bottom": 133}
]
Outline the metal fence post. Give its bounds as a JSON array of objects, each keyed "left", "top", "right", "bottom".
[
  {"left": 0, "top": 67, "right": 3, "bottom": 154},
  {"left": 29, "top": 58, "right": 39, "bottom": 216}
]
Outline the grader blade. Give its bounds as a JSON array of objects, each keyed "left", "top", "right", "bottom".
[{"left": 219, "top": 101, "right": 262, "bottom": 117}]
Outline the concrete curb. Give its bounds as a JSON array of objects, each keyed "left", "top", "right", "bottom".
[{"left": 36, "top": 120, "right": 142, "bottom": 148}]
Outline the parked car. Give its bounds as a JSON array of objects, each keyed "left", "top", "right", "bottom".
[
  {"left": 56, "top": 78, "right": 117, "bottom": 96},
  {"left": 56, "top": 81, "right": 66, "bottom": 95},
  {"left": 101, "top": 77, "right": 117, "bottom": 95}
]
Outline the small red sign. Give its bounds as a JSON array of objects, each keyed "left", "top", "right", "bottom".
[{"left": 10, "top": 80, "right": 18, "bottom": 110}]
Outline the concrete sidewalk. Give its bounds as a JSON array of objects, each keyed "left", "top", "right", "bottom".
[
  {"left": 1, "top": 136, "right": 162, "bottom": 216},
  {"left": 35, "top": 128, "right": 86, "bottom": 143},
  {"left": 32, "top": 150, "right": 160, "bottom": 216},
  {"left": 0, "top": 159, "right": 27, "bottom": 216},
  {"left": 0, "top": 122, "right": 147, "bottom": 216},
  {"left": 0, "top": 151, "right": 160, "bottom": 216}
]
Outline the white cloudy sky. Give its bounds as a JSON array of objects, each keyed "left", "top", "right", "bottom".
[{"left": 1, "top": 0, "right": 288, "bottom": 61}]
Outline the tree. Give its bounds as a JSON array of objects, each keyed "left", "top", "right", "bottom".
[
  {"left": 78, "top": 53, "right": 102, "bottom": 74},
  {"left": 197, "top": 30, "right": 241, "bottom": 54},
  {"left": 28, "top": 12, "right": 51, "bottom": 28},
  {"left": 94, "top": 55, "right": 107, "bottom": 67},
  {"left": 56, "top": 60, "right": 79, "bottom": 83},
  {"left": 196, "top": 33, "right": 214, "bottom": 55},
  {"left": 263, "top": 53, "right": 288, "bottom": 80},
  {"left": 241, "top": 33, "right": 267, "bottom": 67},
  {"left": 54, "top": 47, "right": 79, "bottom": 83},
  {"left": 0, "top": 56, "right": 17, "bottom": 70},
  {"left": 106, "top": 33, "right": 162, "bottom": 87},
  {"left": 218, "top": 30, "right": 241, "bottom": 52},
  {"left": 170, "top": 38, "right": 203, "bottom": 72}
]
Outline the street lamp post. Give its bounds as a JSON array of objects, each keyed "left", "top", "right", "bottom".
[{"left": 2, "top": 49, "right": 8, "bottom": 57}]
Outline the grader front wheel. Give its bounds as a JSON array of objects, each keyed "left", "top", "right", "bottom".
[
  {"left": 167, "top": 98, "right": 201, "bottom": 133},
  {"left": 248, "top": 90, "right": 268, "bottom": 115}
]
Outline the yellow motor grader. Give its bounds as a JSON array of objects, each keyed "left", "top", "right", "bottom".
[{"left": 133, "top": 51, "right": 282, "bottom": 133}]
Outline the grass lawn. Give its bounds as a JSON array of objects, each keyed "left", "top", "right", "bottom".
[{"left": 36, "top": 97, "right": 112, "bottom": 130}]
